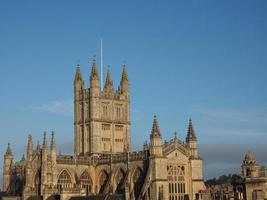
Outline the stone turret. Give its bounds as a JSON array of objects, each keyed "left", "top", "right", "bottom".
[
  {"left": 41, "top": 131, "right": 48, "bottom": 191},
  {"left": 3, "top": 143, "right": 13, "bottom": 192},
  {"left": 104, "top": 68, "right": 114, "bottom": 92},
  {"left": 90, "top": 60, "right": 100, "bottom": 92},
  {"left": 186, "top": 119, "right": 205, "bottom": 199},
  {"left": 36, "top": 140, "right": 41, "bottom": 152},
  {"left": 186, "top": 118, "right": 198, "bottom": 158},
  {"left": 42, "top": 131, "right": 48, "bottom": 160},
  {"left": 27, "top": 134, "right": 33, "bottom": 161},
  {"left": 149, "top": 115, "right": 169, "bottom": 200},
  {"left": 74, "top": 64, "right": 84, "bottom": 97},
  {"left": 50, "top": 131, "right": 56, "bottom": 163},
  {"left": 242, "top": 151, "right": 260, "bottom": 178},
  {"left": 150, "top": 115, "right": 163, "bottom": 157},
  {"left": 120, "top": 64, "right": 129, "bottom": 96}
]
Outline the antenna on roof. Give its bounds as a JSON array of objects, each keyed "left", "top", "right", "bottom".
[{"left": 100, "top": 38, "right": 103, "bottom": 89}]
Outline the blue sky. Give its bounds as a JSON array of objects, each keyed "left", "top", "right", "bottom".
[{"left": 0, "top": 0, "right": 267, "bottom": 183}]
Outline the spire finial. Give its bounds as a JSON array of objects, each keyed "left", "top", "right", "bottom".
[
  {"left": 90, "top": 57, "right": 99, "bottom": 80},
  {"left": 51, "top": 131, "right": 56, "bottom": 150},
  {"left": 104, "top": 66, "right": 113, "bottom": 91},
  {"left": 120, "top": 64, "right": 129, "bottom": 94},
  {"left": 43, "top": 131, "right": 48, "bottom": 149},
  {"left": 27, "top": 134, "right": 33, "bottom": 159},
  {"left": 74, "top": 64, "right": 83, "bottom": 82},
  {"left": 76, "top": 59, "right": 80, "bottom": 66},
  {"left": 186, "top": 118, "right": 197, "bottom": 142},
  {"left": 5, "top": 143, "right": 13, "bottom": 156},
  {"left": 36, "top": 140, "right": 40, "bottom": 151},
  {"left": 174, "top": 131, "right": 177, "bottom": 139},
  {"left": 151, "top": 115, "right": 161, "bottom": 138}
]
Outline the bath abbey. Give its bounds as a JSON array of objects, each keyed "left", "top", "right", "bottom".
[{"left": 2, "top": 61, "right": 206, "bottom": 200}]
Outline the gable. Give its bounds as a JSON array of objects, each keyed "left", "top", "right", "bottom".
[{"left": 166, "top": 149, "right": 189, "bottom": 164}]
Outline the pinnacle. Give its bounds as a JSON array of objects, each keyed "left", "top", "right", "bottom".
[
  {"left": 36, "top": 140, "right": 41, "bottom": 151},
  {"left": 186, "top": 118, "right": 197, "bottom": 142},
  {"left": 43, "top": 131, "right": 48, "bottom": 149},
  {"left": 28, "top": 134, "right": 33, "bottom": 145},
  {"left": 104, "top": 68, "right": 113, "bottom": 90},
  {"left": 90, "top": 61, "right": 99, "bottom": 79},
  {"left": 121, "top": 64, "right": 129, "bottom": 82},
  {"left": 51, "top": 131, "right": 56, "bottom": 150},
  {"left": 75, "top": 64, "right": 83, "bottom": 81},
  {"left": 245, "top": 150, "right": 256, "bottom": 161},
  {"left": 5, "top": 143, "right": 13, "bottom": 156},
  {"left": 151, "top": 115, "right": 161, "bottom": 137}
]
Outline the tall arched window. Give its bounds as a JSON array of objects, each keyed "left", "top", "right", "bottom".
[
  {"left": 57, "top": 170, "right": 72, "bottom": 189},
  {"left": 99, "top": 170, "right": 108, "bottom": 193},
  {"left": 115, "top": 169, "right": 125, "bottom": 194},
  {"left": 132, "top": 167, "right": 143, "bottom": 199},
  {"left": 34, "top": 170, "right": 41, "bottom": 196},
  {"left": 167, "top": 165, "right": 186, "bottom": 200},
  {"left": 80, "top": 171, "right": 93, "bottom": 195}
]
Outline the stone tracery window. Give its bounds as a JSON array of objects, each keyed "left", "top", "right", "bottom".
[
  {"left": 34, "top": 170, "right": 41, "bottom": 195},
  {"left": 116, "top": 107, "right": 121, "bottom": 118},
  {"left": 102, "top": 105, "right": 108, "bottom": 117},
  {"left": 167, "top": 165, "right": 186, "bottom": 200},
  {"left": 80, "top": 171, "right": 92, "bottom": 195},
  {"left": 57, "top": 170, "right": 72, "bottom": 189},
  {"left": 115, "top": 169, "right": 125, "bottom": 194},
  {"left": 99, "top": 170, "right": 109, "bottom": 193},
  {"left": 132, "top": 167, "right": 143, "bottom": 199}
]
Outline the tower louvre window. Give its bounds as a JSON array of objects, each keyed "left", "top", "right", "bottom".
[
  {"left": 102, "top": 105, "right": 108, "bottom": 116},
  {"left": 115, "top": 125, "right": 123, "bottom": 131},
  {"left": 116, "top": 107, "right": 121, "bottom": 118},
  {"left": 102, "top": 124, "right": 111, "bottom": 131}
]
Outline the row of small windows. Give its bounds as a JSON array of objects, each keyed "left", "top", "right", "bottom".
[
  {"left": 102, "top": 124, "right": 110, "bottom": 131},
  {"left": 102, "top": 124, "right": 124, "bottom": 131},
  {"left": 168, "top": 176, "right": 185, "bottom": 182},
  {"left": 115, "top": 139, "right": 123, "bottom": 142},
  {"left": 115, "top": 125, "right": 123, "bottom": 131},
  {"left": 101, "top": 138, "right": 123, "bottom": 142}
]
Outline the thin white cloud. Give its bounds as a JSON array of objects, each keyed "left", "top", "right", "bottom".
[
  {"left": 203, "top": 129, "right": 265, "bottom": 138},
  {"left": 196, "top": 109, "right": 267, "bottom": 124},
  {"left": 31, "top": 99, "right": 73, "bottom": 116}
]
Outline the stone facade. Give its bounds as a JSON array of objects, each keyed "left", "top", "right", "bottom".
[
  {"left": 2, "top": 61, "right": 206, "bottom": 200},
  {"left": 241, "top": 151, "right": 267, "bottom": 200}
]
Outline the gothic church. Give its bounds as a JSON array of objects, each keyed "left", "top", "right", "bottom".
[{"left": 2, "top": 60, "right": 206, "bottom": 200}]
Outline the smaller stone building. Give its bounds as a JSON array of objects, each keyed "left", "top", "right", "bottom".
[{"left": 241, "top": 151, "right": 267, "bottom": 200}]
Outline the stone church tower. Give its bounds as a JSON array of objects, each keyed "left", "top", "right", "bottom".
[
  {"left": 74, "top": 60, "right": 131, "bottom": 156},
  {"left": 2, "top": 58, "right": 206, "bottom": 200}
]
